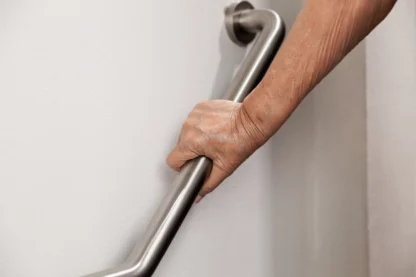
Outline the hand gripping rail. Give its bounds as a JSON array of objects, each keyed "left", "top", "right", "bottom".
[{"left": 83, "top": 2, "right": 285, "bottom": 276}]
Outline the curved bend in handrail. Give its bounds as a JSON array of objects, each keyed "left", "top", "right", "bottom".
[{"left": 83, "top": 2, "right": 285, "bottom": 276}]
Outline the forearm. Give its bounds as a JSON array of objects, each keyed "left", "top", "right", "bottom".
[{"left": 242, "top": 0, "right": 396, "bottom": 140}]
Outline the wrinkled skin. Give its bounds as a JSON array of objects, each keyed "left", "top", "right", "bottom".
[
  {"left": 166, "top": 100, "right": 265, "bottom": 203},
  {"left": 167, "top": 0, "right": 397, "bottom": 203}
]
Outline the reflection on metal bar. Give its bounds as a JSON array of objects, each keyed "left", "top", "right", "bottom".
[{"left": 83, "top": 2, "right": 285, "bottom": 276}]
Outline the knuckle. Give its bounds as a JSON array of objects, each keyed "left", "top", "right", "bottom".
[
  {"left": 194, "top": 101, "right": 209, "bottom": 111},
  {"left": 182, "top": 128, "right": 205, "bottom": 146},
  {"left": 181, "top": 117, "right": 199, "bottom": 134},
  {"left": 182, "top": 129, "right": 194, "bottom": 142},
  {"left": 194, "top": 101, "right": 204, "bottom": 109},
  {"left": 182, "top": 120, "right": 192, "bottom": 131}
]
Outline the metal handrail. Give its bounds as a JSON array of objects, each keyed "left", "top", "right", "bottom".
[{"left": 83, "top": 2, "right": 285, "bottom": 276}]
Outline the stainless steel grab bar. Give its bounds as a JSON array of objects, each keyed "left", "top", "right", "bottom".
[{"left": 83, "top": 2, "right": 285, "bottom": 276}]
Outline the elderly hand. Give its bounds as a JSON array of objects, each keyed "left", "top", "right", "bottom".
[{"left": 166, "top": 100, "right": 266, "bottom": 203}]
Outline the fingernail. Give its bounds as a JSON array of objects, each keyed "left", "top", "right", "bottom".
[{"left": 195, "top": 195, "right": 203, "bottom": 204}]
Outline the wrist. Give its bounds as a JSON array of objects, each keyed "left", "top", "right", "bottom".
[
  {"left": 241, "top": 84, "right": 294, "bottom": 140},
  {"left": 237, "top": 102, "right": 268, "bottom": 147}
]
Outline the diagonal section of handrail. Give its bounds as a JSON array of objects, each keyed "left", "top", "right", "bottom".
[{"left": 83, "top": 2, "right": 285, "bottom": 276}]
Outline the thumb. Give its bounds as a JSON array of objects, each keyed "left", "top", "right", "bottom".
[
  {"left": 196, "top": 165, "right": 229, "bottom": 203},
  {"left": 166, "top": 145, "right": 199, "bottom": 172}
]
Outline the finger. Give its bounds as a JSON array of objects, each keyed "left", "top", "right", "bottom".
[
  {"left": 166, "top": 145, "right": 198, "bottom": 172},
  {"left": 195, "top": 165, "right": 229, "bottom": 203}
]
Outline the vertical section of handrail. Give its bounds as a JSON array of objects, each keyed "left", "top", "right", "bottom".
[{"left": 82, "top": 2, "right": 285, "bottom": 277}]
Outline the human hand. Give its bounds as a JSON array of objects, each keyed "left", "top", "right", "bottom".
[{"left": 166, "top": 100, "right": 266, "bottom": 203}]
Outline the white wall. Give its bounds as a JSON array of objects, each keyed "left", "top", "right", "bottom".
[
  {"left": 0, "top": 1, "right": 368, "bottom": 277},
  {"left": 267, "top": 2, "right": 368, "bottom": 276},
  {"left": 366, "top": 1, "right": 416, "bottom": 276}
]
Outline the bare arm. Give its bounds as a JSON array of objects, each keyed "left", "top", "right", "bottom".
[
  {"left": 167, "top": 0, "right": 397, "bottom": 203},
  {"left": 243, "top": 0, "right": 397, "bottom": 140}
]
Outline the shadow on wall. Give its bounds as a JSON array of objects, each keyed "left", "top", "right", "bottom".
[
  {"left": 263, "top": 2, "right": 317, "bottom": 276},
  {"left": 263, "top": 0, "right": 368, "bottom": 277},
  {"left": 210, "top": 26, "right": 246, "bottom": 100}
]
